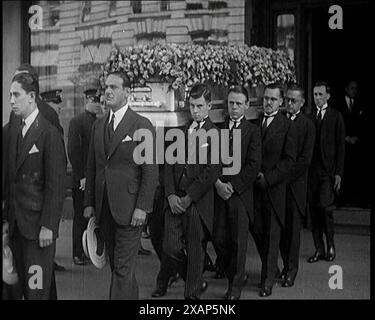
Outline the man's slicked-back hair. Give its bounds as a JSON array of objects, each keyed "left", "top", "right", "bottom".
[
  {"left": 264, "top": 83, "right": 284, "bottom": 98},
  {"left": 287, "top": 84, "right": 305, "bottom": 99},
  {"left": 344, "top": 79, "right": 358, "bottom": 88},
  {"left": 228, "top": 85, "right": 249, "bottom": 102},
  {"left": 16, "top": 63, "right": 39, "bottom": 82},
  {"left": 12, "top": 72, "right": 39, "bottom": 98},
  {"left": 189, "top": 83, "right": 211, "bottom": 103},
  {"left": 314, "top": 81, "right": 331, "bottom": 94},
  {"left": 107, "top": 71, "right": 132, "bottom": 88}
]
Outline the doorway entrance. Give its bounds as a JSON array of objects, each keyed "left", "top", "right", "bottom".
[{"left": 305, "top": 2, "right": 370, "bottom": 111}]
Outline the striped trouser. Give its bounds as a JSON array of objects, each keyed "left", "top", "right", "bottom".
[{"left": 163, "top": 205, "right": 208, "bottom": 299}]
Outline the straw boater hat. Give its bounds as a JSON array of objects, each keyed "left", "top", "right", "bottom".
[
  {"left": 3, "top": 227, "right": 19, "bottom": 285},
  {"left": 85, "top": 217, "right": 107, "bottom": 269},
  {"left": 82, "top": 230, "right": 89, "bottom": 259}
]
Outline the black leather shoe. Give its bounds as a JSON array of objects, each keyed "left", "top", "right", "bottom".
[
  {"left": 259, "top": 286, "right": 272, "bottom": 297},
  {"left": 326, "top": 246, "right": 336, "bottom": 262},
  {"left": 204, "top": 261, "right": 216, "bottom": 273},
  {"left": 214, "top": 270, "right": 225, "bottom": 279},
  {"left": 168, "top": 273, "right": 180, "bottom": 288},
  {"left": 73, "top": 256, "right": 86, "bottom": 265},
  {"left": 282, "top": 276, "right": 295, "bottom": 288},
  {"left": 201, "top": 280, "right": 208, "bottom": 294},
  {"left": 185, "top": 281, "right": 208, "bottom": 300},
  {"left": 240, "top": 274, "right": 248, "bottom": 290},
  {"left": 54, "top": 262, "right": 66, "bottom": 272},
  {"left": 224, "top": 290, "right": 231, "bottom": 300},
  {"left": 275, "top": 269, "right": 288, "bottom": 282},
  {"left": 142, "top": 231, "right": 151, "bottom": 239},
  {"left": 138, "top": 246, "right": 152, "bottom": 255},
  {"left": 152, "top": 286, "right": 167, "bottom": 298},
  {"left": 224, "top": 283, "right": 232, "bottom": 299},
  {"left": 307, "top": 251, "right": 325, "bottom": 263},
  {"left": 226, "top": 294, "right": 240, "bottom": 300}
]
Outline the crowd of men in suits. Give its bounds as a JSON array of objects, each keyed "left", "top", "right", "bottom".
[
  {"left": 4, "top": 62, "right": 358, "bottom": 300},
  {"left": 148, "top": 81, "right": 345, "bottom": 299}
]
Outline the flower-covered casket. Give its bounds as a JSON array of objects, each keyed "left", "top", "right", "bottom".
[{"left": 101, "top": 42, "right": 295, "bottom": 126}]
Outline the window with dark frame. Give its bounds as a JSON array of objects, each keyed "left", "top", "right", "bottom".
[
  {"left": 50, "top": 9, "right": 60, "bottom": 27},
  {"left": 81, "top": 1, "right": 91, "bottom": 23},
  {"left": 131, "top": 0, "right": 142, "bottom": 14},
  {"left": 160, "top": 0, "right": 170, "bottom": 11},
  {"left": 186, "top": 1, "right": 204, "bottom": 10},
  {"left": 276, "top": 13, "right": 295, "bottom": 63},
  {"left": 208, "top": 1, "right": 227, "bottom": 10},
  {"left": 108, "top": 0, "right": 117, "bottom": 17}
]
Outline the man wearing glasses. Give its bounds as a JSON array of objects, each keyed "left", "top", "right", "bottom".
[
  {"left": 67, "top": 78, "right": 103, "bottom": 265},
  {"left": 279, "top": 85, "right": 315, "bottom": 287},
  {"left": 254, "top": 83, "right": 297, "bottom": 297}
]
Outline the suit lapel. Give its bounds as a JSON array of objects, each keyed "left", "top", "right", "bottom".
[
  {"left": 16, "top": 114, "right": 44, "bottom": 172},
  {"left": 262, "top": 112, "right": 281, "bottom": 144},
  {"left": 201, "top": 117, "right": 213, "bottom": 131},
  {"left": 238, "top": 117, "right": 250, "bottom": 136},
  {"left": 321, "top": 107, "right": 333, "bottom": 138},
  {"left": 9, "top": 119, "right": 20, "bottom": 178},
  {"left": 107, "top": 107, "right": 137, "bottom": 159},
  {"left": 97, "top": 112, "right": 108, "bottom": 160}
]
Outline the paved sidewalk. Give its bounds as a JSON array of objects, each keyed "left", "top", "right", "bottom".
[{"left": 55, "top": 219, "right": 370, "bottom": 300}]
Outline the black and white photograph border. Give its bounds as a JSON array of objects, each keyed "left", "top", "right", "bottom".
[{"left": 2, "top": 0, "right": 372, "bottom": 304}]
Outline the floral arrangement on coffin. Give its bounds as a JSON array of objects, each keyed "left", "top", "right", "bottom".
[{"left": 100, "top": 42, "right": 296, "bottom": 92}]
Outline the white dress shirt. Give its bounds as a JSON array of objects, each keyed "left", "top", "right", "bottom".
[
  {"left": 289, "top": 110, "right": 300, "bottom": 121},
  {"left": 108, "top": 104, "right": 128, "bottom": 131},
  {"left": 22, "top": 107, "right": 39, "bottom": 137},
  {"left": 345, "top": 96, "right": 353, "bottom": 111},
  {"left": 229, "top": 115, "right": 243, "bottom": 130},
  {"left": 189, "top": 116, "right": 208, "bottom": 131},
  {"left": 262, "top": 110, "right": 278, "bottom": 127},
  {"left": 316, "top": 103, "right": 328, "bottom": 120}
]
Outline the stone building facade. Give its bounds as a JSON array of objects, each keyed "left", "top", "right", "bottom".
[{"left": 29, "top": 0, "right": 245, "bottom": 135}]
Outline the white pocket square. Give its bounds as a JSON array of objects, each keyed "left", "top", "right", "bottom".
[
  {"left": 122, "top": 135, "right": 132, "bottom": 142},
  {"left": 201, "top": 143, "right": 209, "bottom": 148},
  {"left": 29, "top": 144, "right": 39, "bottom": 154}
]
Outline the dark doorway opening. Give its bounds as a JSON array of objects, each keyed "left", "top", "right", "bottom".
[
  {"left": 307, "top": 3, "right": 370, "bottom": 106},
  {"left": 306, "top": 2, "right": 371, "bottom": 208}
]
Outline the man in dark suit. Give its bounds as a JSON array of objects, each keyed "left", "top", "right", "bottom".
[
  {"left": 11, "top": 63, "right": 64, "bottom": 136},
  {"left": 3, "top": 73, "right": 66, "bottom": 299},
  {"left": 10, "top": 64, "right": 66, "bottom": 274},
  {"left": 163, "top": 84, "right": 222, "bottom": 300},
  {"left": 148, "top": 163, "right": 182, "bottom": 298},
  {"left": 307, "top": 82, "right": 345, "bottom": 263},
  {"left": 213, "top": 85, "right": 261, "bottom": 300},
  {"left": 83, "top": 71, "right": 158, "bottom": 300},
  {"left": 254, "top": 83, "right": 297, "bottom": 297},
  {"left": 335, "top": 80, "right": 364, "bottom": 206},
  {"left": 279, "top": 85, "right": 315, "bottom": 287},
  {"left": 67, "top": 79, "right": 103, "bottom": 265}
]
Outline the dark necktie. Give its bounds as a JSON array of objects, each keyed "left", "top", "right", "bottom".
[
  {"left": 107, "top": 113, "right": 115, "bottom": 141},
  {"left": 262, "top": 115, "right": 272, "bottom": 139},
  {"left": 229, "top": 120, "right": 239, "bottom": 157},
  {"left": 349, "top": 98, "right": 353, "bottom": 112},
  {"left": 317, "top": 109, "right": 322, "bottom": 122}
]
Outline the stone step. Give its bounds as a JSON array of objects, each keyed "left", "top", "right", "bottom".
[{"left": 333, "top": 207, "right": 370, "bottom": 227}]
